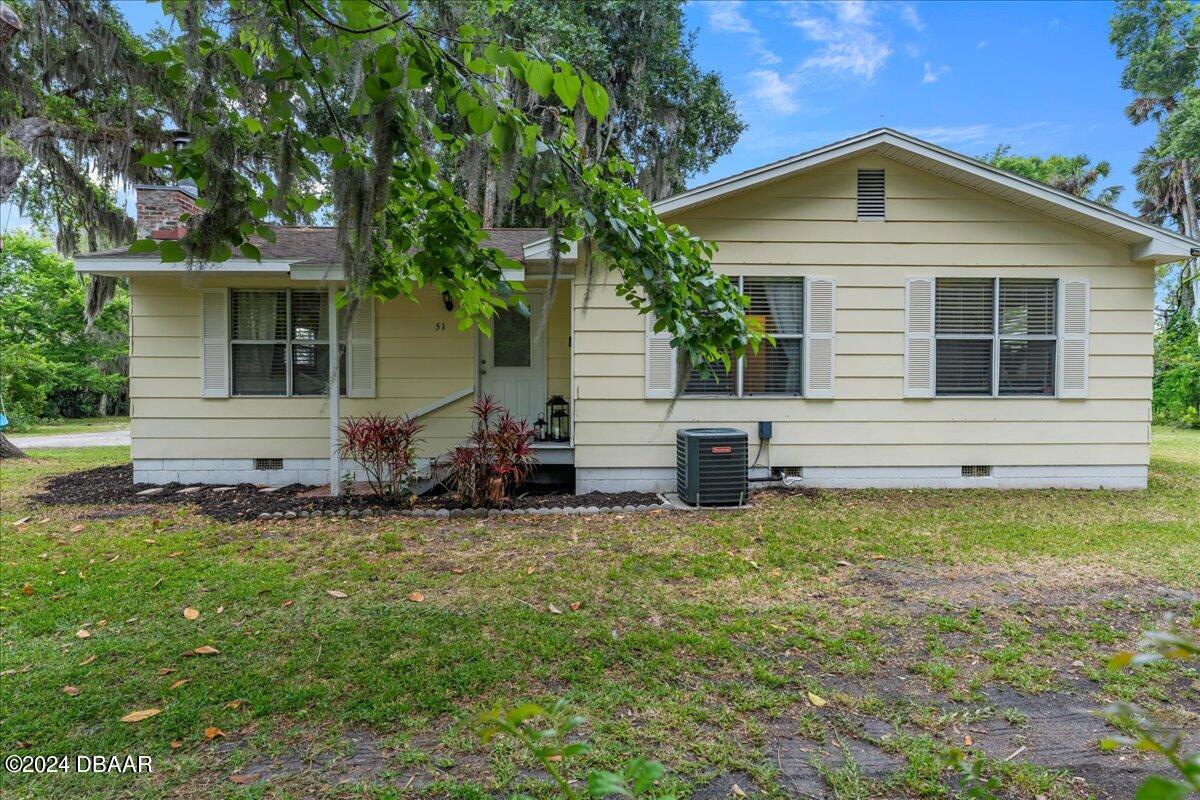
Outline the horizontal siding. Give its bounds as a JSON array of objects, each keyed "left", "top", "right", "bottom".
[
  {"left": 570, "top": 153, "right": 1153, "bottom": 471},
  {"left": 128, "top": 276, "right": 569, "bottom": 463}
]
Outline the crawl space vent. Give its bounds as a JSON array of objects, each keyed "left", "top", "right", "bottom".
[
  {"left": 254, "top": 458, "right": 284, "bottom": 471},
  {"left": 961, "top": 465, "right": 991, "bottom": 478}
]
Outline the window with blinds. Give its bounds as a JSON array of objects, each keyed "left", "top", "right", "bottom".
[
  {"left": 682, "top": 277, "right": 804, "bottom": 396},
  {"left": 230, "top": 289, "right": 347, "bottom": 397},
  {"left": 933, "top": 278, "right": 1056, "bottom": 397}
]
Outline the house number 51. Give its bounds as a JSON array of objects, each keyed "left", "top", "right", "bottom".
[{"left": 434, "top": 322, "right": 445, "bottom": 331}]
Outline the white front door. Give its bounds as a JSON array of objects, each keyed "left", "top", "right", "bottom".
[{"left": 480, "top": 292, "right": 545, "bottom": 424}]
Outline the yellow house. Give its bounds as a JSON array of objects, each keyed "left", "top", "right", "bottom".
[{"left": 75, "top": 129, "right": 1198, "bottom": 492}]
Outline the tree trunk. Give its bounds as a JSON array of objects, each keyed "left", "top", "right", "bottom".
[
  {"left": 1181, "top": 158, "right": 1198, "bottom": 240},
  {"left": 0, "top": 432, "right": 26, "bottom": 459},
  {"left": 0, "top": 117, "right": 53, "bottom": 204},
  {"left": 482, "top": 167, "right": 496, "bottom": 228}
]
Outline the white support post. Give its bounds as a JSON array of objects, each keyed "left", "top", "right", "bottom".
[{"left": 328, "top": 284, "right": 341, "bottom": 496}]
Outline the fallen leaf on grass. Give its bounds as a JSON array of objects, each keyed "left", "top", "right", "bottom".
[
  {"left": 451, "top": 568, "right": 465, "bottom": 575},
  {"left": 731, "top": 783, "right": 747, "bottom": 798},
  {"left": 169, "top": 679, "right": 189, "bottom": 690},
  {"left": 79, "top": 655, "right": 97, "bottom": 666},
  {"left": 38, "top": 517, "right": 49, "bottom": 524},
  {"left": 143, "top": 538, "right": 157, "bottom": 544},
  {"left": 121, "top": 708, "right": 161, "bottom": 723},
  {"left": 183, "top": 607, "right": 200, "bottom": 620},
  {"left": 836, "top": 559, "right": 852, "bottom": 567},
  {"left": 22, "top": 584, "right": 33, "bottom": 596},
  {"left": 169, "top": 741, "right": 182, "bottom": 749},
  {"left": 569, "top": 601, "right": 582, "bottom": 611},
  {"left": 326, "top": 589, "right": 348, "bottom": 599},
  {"left": 191, "top": 645, "right": 219, "bottom": 656},
  {"left": 158, "top": 667, "right": 176, "bottom": 676},
  {"left": 150, "top": 577, "right": 165, "bottom": 590},
  {"left": 203, "top": 727, "right": 226, "bottom": 741},
  {"left": 229, "top": 773, "right": 259, "bottom": 785},
  {"left": 546, "top": 754, "right": 563, "bottom": 762},
  {"left": 70, "top": 524, "right": 85, "bottom": 533},
  {"left": 224, "top": 700, "right": 242, "bottom": 710},
  {"left": 806, "top": 691, "right": 828, "bottom": 708},
  {"left": 13, "top": 517, "right": 30, "bottom": 527},
  {"left": 548, "top": 603, "right": 562, "bottom": 614},
  {"left": 215, "top": 606, "right": 224, "bottom": 614},
  {"left": 62, "top": 686, "right": 82, "bottom": 696},
  {"left": 964, "top": 735, "right": 973, "bottom": 746},
  {"left": 167, "top": 551, "right": 182, "bottom": 558},
  {"left": 281, "top": 600, "right": 294, "bottom": 608},
  {"left": 407, "top": 591, "right": 425, "bottom": 603},
  {"left": 526, "top": 566, "right": 535, "bottom": 575},
  {"left": 75, "top": 629, "right": 90, "bottom": 639},
  {"left": 769, "top": 568, "right": 782, "bottom": 577}
]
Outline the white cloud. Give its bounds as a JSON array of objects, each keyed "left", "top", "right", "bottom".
[
  {"left": 709, "top": 1, "right": 756, "bottom": 34},
  {"left": 904, "top": 122, "right": 1068, "bottom": 149},
  {"left": 922, "top": 62, "right": 949, "bottom": 83},
  {"left": 976, "top": 39, "right": 988, "bottom": 50},
  {"left": 898, "top": 3, "right": 925, "bottom": 31},
  {"left": 784, "top": 1, "right": 893, "bottom": 80},
  {"left": 708, "top": 0, "right": 781, "bottom": 65},
  {"left": 748, "top": 70, "right": 801, "bottom": 115}
]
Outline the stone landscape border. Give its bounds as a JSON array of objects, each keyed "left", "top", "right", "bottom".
[{"left": 253, "top": 497, "right": 675, "bottom": 520}]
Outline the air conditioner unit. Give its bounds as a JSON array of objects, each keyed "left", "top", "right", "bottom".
[{"left": 676, "top": 428, "right": 748, "bottom": 506}]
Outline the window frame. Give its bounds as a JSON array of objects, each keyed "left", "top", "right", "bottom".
[
  {"left": 228, "top": 288, "right": 347, "bottom": 398},
  {"left": 933, "top": 277, "right": 1058, "bottom": 398},
  {"left": 680, "top": 276, "right": 806, "bottom": 399}
]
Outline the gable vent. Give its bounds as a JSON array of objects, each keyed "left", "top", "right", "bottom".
[{"left": 857, "top": 169, "right": 885, "bottom": 220}]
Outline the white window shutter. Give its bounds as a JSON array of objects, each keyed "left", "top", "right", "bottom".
[
  {"left": 904, "top": 277, "right": 935, "bottom": 398},
  {"left": 803, "top": 277, "right": 836, "bottom": 398},
  {"left": 200, "top": 289, "right": 229, "bottom": 398},
  {"left": 1057, "top": 278, "right": 1089, "bottom": 398},
  {"left": 644, "top": 311, "right": 676, "bottom": 398},
  {"left": 348, "top": 298, "right": 376, "bottom": 398}
]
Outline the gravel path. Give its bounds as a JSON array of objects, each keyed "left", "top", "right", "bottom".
[{"left": 8, "top": 430, "right": 130, "bottom": 449}]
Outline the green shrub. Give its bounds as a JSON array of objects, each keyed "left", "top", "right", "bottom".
[{"left": 1152, "top": 310, "right": 1200, "bottom": 429}]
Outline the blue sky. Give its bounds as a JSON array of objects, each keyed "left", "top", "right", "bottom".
[
  {"left": 0, "top": 0, "right": 1154, "bottom": 234},
  {"left": 683, "top": 0, "right": 1150, "bottom": 215}
]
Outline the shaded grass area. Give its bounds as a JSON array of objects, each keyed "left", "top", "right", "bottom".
[
  {"left": 13, "top": 417, "right": 129, "bottom": 436},
  {"left": 0, "top": 431, "right": 1197, "bottom": 799}
]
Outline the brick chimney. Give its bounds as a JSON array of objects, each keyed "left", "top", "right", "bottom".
[{"left": 134, "top": 184, "right": 201, "bottom": 240}]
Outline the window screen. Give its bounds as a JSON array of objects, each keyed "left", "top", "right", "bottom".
[
  {"left": 231, "top": 289, "right": 347, "bottom": 396},
  {"left": 934, "top": 278, "right": 1057, "bottom": 397},
  {"left": 680, "top": 277, "right": 805, "bottom": 397}
]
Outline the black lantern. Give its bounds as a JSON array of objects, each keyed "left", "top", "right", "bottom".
[
  {"left": 546, "top": 395, "right": 569, "bottom": 442},
  {"left": 533, "top": 413, "right": 549, "bottom": 442}
]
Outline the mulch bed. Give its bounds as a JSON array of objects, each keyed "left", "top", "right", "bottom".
[{"left": 31, "top": 464, "right": 663, "bottom": 522}]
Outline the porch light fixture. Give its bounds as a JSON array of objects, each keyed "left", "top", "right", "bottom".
[
  {"left": 546, "top": 395, "right": 569, "bottom": 442},
  {"left": 441, "top": 291, "right": 454, "bottom": 311}
]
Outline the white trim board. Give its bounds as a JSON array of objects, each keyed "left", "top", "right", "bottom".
[{"left": 523, "top": 128, "right": 1200, "bottom": 264}]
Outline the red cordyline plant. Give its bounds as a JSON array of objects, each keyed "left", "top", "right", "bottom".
[
  {"left": 338, "top": 413, "right": 425, "bottom": 498},
  {"left": 442, "top": 395, "right": 538, "bottom": 508}
]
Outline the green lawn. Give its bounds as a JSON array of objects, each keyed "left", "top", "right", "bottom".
[
  {"left": 1, "top": 431, "right": 1197, "bottom": 800},
  {"left": 13, "top": 416, "right": 130, "bottom": 436}
]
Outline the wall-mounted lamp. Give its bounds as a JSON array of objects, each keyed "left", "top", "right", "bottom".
[
  {"left": 441, "top": 291, "right": 454, "bottom": 312},
  {"left": 1191, "top": 248, "right": 1200, "bottom": 257}
]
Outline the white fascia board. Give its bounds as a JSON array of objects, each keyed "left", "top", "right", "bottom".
[
  {"left": 74, "top": 259, "right": 293, "bottom": 276},
  {"left": 502, "top": 267, "right": 525, "bottom": 281},
  {"left": 1130, "top": 237, "right": 1197, "bottom": 264},
  {"left": 522, "top": 239, "right": 577, "bottom": 262}
]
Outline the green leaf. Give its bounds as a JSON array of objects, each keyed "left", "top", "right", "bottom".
[
  {"left": 553, "top": 71, "right": 582, "bottom": 109},
  {"left": 587, "top": 771, "right": 631, "bottom": 799},
  {"left": 159, "top": 240, "right": 185, "bottom": 263},
  {"left": 209, "top": 243, "right": 232, "bottom": 263},
  {"left": 318, "top": 136, "right": 343, "bottom": 155},
  {"left": 455, "top": 90, "right": 479, "bottom": 117},
  {"left": 491, "top": 122, "right": 514, "bottom": 152},
  {"left": 139, "top": 152, "right": 171, "bottom": 168},
  {"left": 128, "top": 239, "right": 158, "bottom": 254},
  {"left": 228, "top": 48, "right": 254, "bottom": 79},
  {"left": 242, "top": 117, "right": 263, "bottom": 135},
  {"left": 582, "top": 80, "right": 609, "bottom": 122},
  {"left": 1134, "top": 776, "right": 1192, "bottom": 800},
  {"left": 626, "top": 758, "right": 664, "bottom": 793},
  {"left": 239, "top": 242, "right": 262, "bottom": 261},
  {"left": 526, "top": 61, "right": 554, "bottom": 98},
  {"left": 468, "top": 106, "right": 496, "bottom": 135}
]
